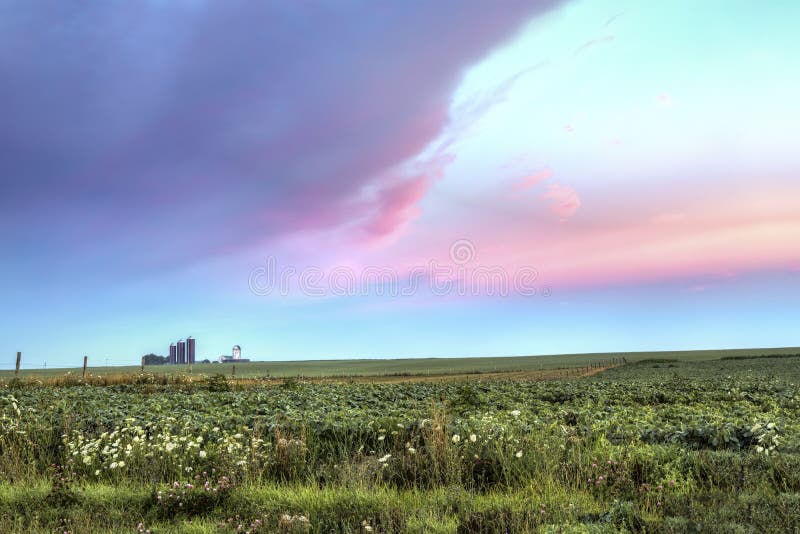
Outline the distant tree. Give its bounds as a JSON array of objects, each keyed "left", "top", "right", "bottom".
[
  {"left": 142, "top": 353, "right": 167, "bottom": 365},
  {"left": 201, "top": 359, "right": 211, "bottom": 364}
]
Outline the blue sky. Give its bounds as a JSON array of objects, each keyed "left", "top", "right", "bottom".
[{"left": 1, "top": 0, "right": 799, "bottom": 368}]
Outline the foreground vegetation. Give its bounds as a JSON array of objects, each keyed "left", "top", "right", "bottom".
[{"left": 1, "top": 354, "right": 799, "bottom": 532}]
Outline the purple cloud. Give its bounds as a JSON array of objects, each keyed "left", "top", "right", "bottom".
[{"left": 0, "top": 0, "right": 564, "bottom": 277}]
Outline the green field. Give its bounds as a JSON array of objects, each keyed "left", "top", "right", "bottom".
[
  {"left": 3, "top": 346, "right": 799, "bottom": 379},
  {"left": 2, "top": 351, "right": 800, "bottom": 532}
]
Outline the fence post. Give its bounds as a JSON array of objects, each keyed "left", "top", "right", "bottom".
[
  {"left": 141, "top": 356, "right": 145, "bottom": 372},
  {"left": 82, "top": 355, "right": 88, "bottom": 379},
  {"left": 15, "top": 352, "right": 21, "bottom": 376},
  {"left": 232, "top": 364, "right": 235, "bottom": 378}
]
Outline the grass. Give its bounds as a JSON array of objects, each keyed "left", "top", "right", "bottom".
[
  {"left": 0, "top": 483, "right": 613, "bottom": 533},
  {"left": 2, "top": 459, "right": 799, "bottom": 532}
]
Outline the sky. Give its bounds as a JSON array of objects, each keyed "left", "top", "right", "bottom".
[{"left": 2, "top": 0, "right": 799, "bottom": 368}]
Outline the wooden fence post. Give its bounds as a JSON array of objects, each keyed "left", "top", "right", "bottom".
[
  {"left": 82, "top": 355, "right": 88, "bottom": 379},
  {"left": 15, "top": 352, "right": 21, "bottom": 376},
  {"left": 232, "top": 364, "right": 235, "bottom": 377}
]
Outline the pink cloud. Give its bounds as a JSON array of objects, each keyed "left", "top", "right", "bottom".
[
  {"left": 650, "top": 212, "right": 688, "bottom": 225},
  {"left": 349, "top": 180, "right": 800, "bottom": 296},
  {"left": 541, "top": 183, "right": 581, "bottom": 219},
  {"left": 515, "top": 168, "right": 553, "bottom": 190},
  {"left": 360, "top": 175, "right": 430, "bottom": 241},
  {"left": 357, "top": 146, "right": 458, "bottom": 243}
]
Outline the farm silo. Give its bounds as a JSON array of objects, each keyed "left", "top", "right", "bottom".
[
  {"left": 187, "top": 337, "right": 196, "bottom": 364},
  {"left": 177, "top": 339, "right": 186, "bottom": 365}
]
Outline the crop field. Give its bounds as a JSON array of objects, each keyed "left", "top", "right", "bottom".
[
  {"left": 1, "top": 354, "right": 799, "bottom": 532},
  {"left": 3, "top": 346, "right": 798, "bottom": 379}
]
